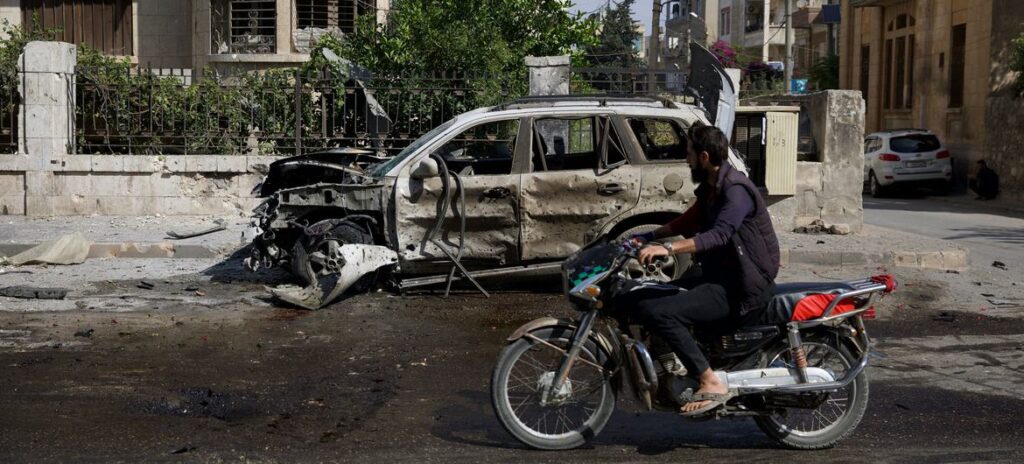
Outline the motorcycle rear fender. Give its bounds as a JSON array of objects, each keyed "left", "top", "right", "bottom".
[{"left": 507, "top": 317, "right": 618, "bottom": 368}]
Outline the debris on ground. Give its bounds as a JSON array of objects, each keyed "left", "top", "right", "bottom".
[
  {"left": 74, "top": 329, "right": 94, "bottom": 338},
  {"left": 0, "top": 286, "right": 69, "bottom": 300},
  {"left": 793, "top": 219, "right": 852, "bottom": 235},
  {"left": 932, "top": 312, "right": 956, "bottom": 322},
  {"left": 986, "top": 297, "right": 1018, "bottom": 306},
  {"left": 170, "top": 445, "right": 195, "bottom": 455},
  {"left": 992, "top": 261, "right": 1007, "bottom": 270},
  {"left": 166, "top": 219, "right": 227, "bottom": 240},
  {"left": 138, "top": 281, "right": 155, "bottom": 290},
  {"left": 0, "top": 233, "right": 90, "bottom": 266}
]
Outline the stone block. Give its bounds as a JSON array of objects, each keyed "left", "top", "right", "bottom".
[
  {"left": 0, "top": 172, "right": 23, "bottom": 196},
  {"left": 795, "top": 162, "right": 822, "bottom": 191},
  {"left": 789, "top": 250, "right": 842, "bottom": 266},
  {"left": 841, "top": 252, "right": 868, "bottom": 266},
  {"left": 0, "top": 155, "right": 33, "bottom": 171},
  {"left": 162, "top": 156, "right": 186, "bottom": 172},
  {"left": 0, "top": 195, "right": 25, "bottom": 215},
  {"left": 55, "top": 172, "right": 91, "bottom": 196},
  {"left": 246, "top": 156, "right": 278, "bottom": 174},
  {"left": 91, "top": 155, "right": 124, "bottom": 172},
  {"left": 217, "top": 155, "right": 247, "bottom": 173},
  {"left": 60, "top": 156, "right": 92, "bottom": 171},
  {"left": 779, "top": 247, "right": 790, "bottom": 265},
  {"left": 24, "top": 171, "right": 59, "bottom": 196},
  {"left": 918, "top": 252, "right": 944, "bottom": 270},
  {"left": 123, "top": 174, "right": 155, "bottom": 197},
  {"left": 891, "top": 251, "right": 918, "bottom": 267},
  {"left": 942, "top": 250, "right": 968, "bottom": 270},
  {"left": 185, "top": 155, "right": 218, "bottom": 172},
  {"left": 123, "top": 156, "right": 160, "bottom": 172}
]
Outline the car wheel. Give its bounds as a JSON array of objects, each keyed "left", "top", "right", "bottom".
[
  {"left": 869, "top": 172, "right": 885, "bottom": 198},
  {"left": 615, "top": 224, "right": 691, "bottom": 282}
]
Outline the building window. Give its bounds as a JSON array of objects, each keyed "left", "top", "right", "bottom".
[
  {"left": 296, "top": 0, "right": 376, "bottom": 35},
  {"left": 949, "top": 23, "right": 966, "bottom": 108},
  {"left": 721, "top": 8, "right": 731, "bottom": 36},
  {"left": 211, "top": 0, "right": 277, "bottom": 54},
  {"left": 21, "top": 0, "right": 134, "bottom": 55},
  {"left": 883, "top": 13, "right": 914, "bottom": 110},
  {"left": 745, "top": 1, "right": 764, "bottom": 33}
]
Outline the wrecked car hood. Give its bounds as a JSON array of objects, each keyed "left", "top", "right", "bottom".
[{"left": 257, "top": 148, "right": 389, "bottom": 196}]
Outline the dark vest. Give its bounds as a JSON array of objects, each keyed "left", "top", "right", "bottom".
[{"left": 695, "top": 163, "right": 780, "bottom": 316}]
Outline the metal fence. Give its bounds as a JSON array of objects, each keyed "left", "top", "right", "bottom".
[
  {"left": 74, "top": 66, "right": 527, "bottom": 156},
  {"left": 571, "top": 67, "right": 688, "bottom": 96},
  {"left": 0, "top": 77, "right": 17, "bottom": 154}
]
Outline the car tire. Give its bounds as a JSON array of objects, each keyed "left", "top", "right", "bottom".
[{"left": 868, "top": 172, "right": 886, "bottom": 198}]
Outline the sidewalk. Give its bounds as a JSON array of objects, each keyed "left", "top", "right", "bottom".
[
  {"left": 923, "top": 192, "right": 1024, "bottom": 217},
  {"left": 1, "top": 215, "right": 968, "bottom": 271},
  {"left": 0, "top": 216, "right": 248, "bottom": 260}
]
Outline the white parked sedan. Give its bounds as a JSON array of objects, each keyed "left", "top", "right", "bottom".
[{"left": 863, "top": 129, "right": 952, "bottom": 197}]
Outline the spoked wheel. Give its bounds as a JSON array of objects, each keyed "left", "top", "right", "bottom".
[
  {"left": 754, "top": 339, "right": 869, "bottom": 450},
  {"left": 615, "top": 225, "right": 691, "bottom": 283},
  {"left": 491, "top": 327, "right": 616, "bottom": 450}
]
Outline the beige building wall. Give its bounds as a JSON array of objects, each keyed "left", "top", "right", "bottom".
[
  {"left": 0, "top": 1, "right": 20, "bottom": 40},
  {"left": 137, "top": 0, "right": 193, "bottom": 69}
]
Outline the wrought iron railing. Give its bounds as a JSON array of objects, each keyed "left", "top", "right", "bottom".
[
  {"left": 570, "top": 67, "right": 688, "bottom": 96},
  {"left": 0, "top": 75, "right": 17, "bottom": 154},
  {"left": 74, "top": 66, "right": 526, "bottom": 156}
]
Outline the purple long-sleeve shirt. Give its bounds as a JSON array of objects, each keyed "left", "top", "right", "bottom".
[{"left": 692, "top": 184, "right": 754, "bottom": 252}]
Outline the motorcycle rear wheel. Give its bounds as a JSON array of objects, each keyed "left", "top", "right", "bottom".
[
  {"left": 490, "top": 327, "right": 616, "bottom": 450},
  {"left": 753, "top": 339, "right": 869, "bottom": 450}
]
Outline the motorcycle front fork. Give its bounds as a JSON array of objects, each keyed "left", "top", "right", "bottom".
[{"left": 541, "top": 309, "right": 598, "bottom": 406}]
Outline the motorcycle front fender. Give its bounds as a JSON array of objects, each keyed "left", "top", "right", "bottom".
[{"left": 506, "top": 316, "right": 619, "bottom": 371}]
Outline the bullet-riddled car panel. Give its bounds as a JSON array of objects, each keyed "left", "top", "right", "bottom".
[{"left": 248, "top": 46, "right": 743, "bottom": 308}]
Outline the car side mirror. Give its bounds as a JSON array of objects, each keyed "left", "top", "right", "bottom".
[{"left": 410, "top": 157, "right": 439, "bottom": 180}]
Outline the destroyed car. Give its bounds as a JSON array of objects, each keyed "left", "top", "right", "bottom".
[{"left": 246, "top": 44, "right": 745, "bottom": 309}]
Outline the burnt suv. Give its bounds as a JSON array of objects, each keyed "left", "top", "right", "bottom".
[{"left": 246, "top": 45, "right": 744, "bottom": 309}]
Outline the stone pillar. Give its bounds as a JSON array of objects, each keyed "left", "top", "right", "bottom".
[
  {"left": 18, "top": 41, "right": 76, "bottom": 165},
  {"left": 525, "top": 55, "right": 570, "bottom": 96},
  {"left": 818, "top": 90, "right": 865, "bottom": 232}
]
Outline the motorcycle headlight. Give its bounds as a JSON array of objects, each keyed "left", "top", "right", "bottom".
[{"left": 569, "top": 272, "right": 608, "bottom": 302}]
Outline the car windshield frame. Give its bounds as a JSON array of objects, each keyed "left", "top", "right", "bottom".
[
  {"left": 889, "top": 134, "right": 941, "bottom": 153},
  {"left": 365, "top": 119, "right": 458, "bottom": 177}
]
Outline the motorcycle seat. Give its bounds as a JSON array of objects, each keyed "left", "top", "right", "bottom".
[{"left": 761, "top": 282, "right": 856, "bottom": 323}]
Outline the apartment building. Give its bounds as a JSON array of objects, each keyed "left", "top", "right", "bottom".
[{"left": 1, "top": 0, "right": 388, "bottom": 75}]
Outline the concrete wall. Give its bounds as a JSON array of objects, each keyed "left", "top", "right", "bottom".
[
  {"left": 0, "top": 154, "right": 280, "bottom": 216},
  {"left": 760, "top": 90, "right": 865, "bottom": 233}
]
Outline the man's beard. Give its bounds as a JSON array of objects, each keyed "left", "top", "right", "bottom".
[{"left": 690, "top": 164, "right": 707, "bottom": 184}]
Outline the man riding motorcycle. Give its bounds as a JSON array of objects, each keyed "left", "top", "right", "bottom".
[{"left": 622, "top": 123, "right": 781, "bottom": 416}]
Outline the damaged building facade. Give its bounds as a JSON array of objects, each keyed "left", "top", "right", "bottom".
[{"left": 2, "top": 0, "right": 388, "bottom": 75}]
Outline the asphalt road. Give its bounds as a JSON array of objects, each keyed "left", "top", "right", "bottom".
[
  {"left": 863, "top": 195, "right": 1024, "bottom": 272},
  {"left": 1, "top": 258, "right": 1022, "bottom": 462}
]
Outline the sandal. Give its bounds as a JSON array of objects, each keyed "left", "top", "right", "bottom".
[{"left": 680, "top": 391, "right": 735, "bottom": 417}]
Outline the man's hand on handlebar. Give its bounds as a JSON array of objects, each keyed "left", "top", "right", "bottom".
[{"left": 638, "top": 243, "right": 670, "bottom": 265}]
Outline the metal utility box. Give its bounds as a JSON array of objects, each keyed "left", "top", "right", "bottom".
[{"left": 731, "top": 106, "right": 799, "bottom": 196}]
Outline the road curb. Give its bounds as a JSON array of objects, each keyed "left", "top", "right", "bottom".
[
  {"left": 782, "top": 247, "right": 969, "bottom": 271},
  {"left": 0, "top": 242, "right": 240, "bottom": 260}
]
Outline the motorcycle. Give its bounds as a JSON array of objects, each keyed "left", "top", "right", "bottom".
[{"left": 490, "top": 240, "right": 896, "bottom": 450}]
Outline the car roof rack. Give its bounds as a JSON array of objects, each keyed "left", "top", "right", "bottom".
[{"left": 491, "top": 95, "right": 676, "bottom": 111}]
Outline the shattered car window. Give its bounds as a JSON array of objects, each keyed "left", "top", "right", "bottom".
[
  {"left": 532, "top": 117, "right": 608, "bottom": 172},
  {"left": 628, "top": 118, "right": 687, "bottom": 161},
  {"left": 435, "top": 119, "right": 519, "bottom": 175},
  {"left": 365, "top": 119, "right": 456, "bottom": 177}
]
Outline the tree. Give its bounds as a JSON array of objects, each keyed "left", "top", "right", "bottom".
[
  {"left": 335, "top": 0, "right": 597, "bottom": 76},
  {"left": 583, "top": 0, "right": 643, "bottom": 68},
  {"left": 1012, "top": 32, "right": 1024, "bottom": 98},
  {"left": 808, "top": 55, "right": 839, "bottom": 90}
]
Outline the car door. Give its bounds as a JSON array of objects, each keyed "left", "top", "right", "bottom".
[
  {"left": 393, "top": 117, "right": 528, "bottom": 270},
  {"left": 519, "top": 114, "right": 642, "bottom": 260},
  {"left": 863, "top": 137, "right": 875, "bottom": 181},
  {"left": 686, "top": 42, "right": 737, "bottom": 138}
]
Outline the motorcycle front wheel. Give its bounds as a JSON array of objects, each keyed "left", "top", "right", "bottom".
[
  {"left": 754, "top": 338, "right": 870, "bottom": 450},
  {"left": 490, "top": 327, "right": 616, "bottom": 450}
]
